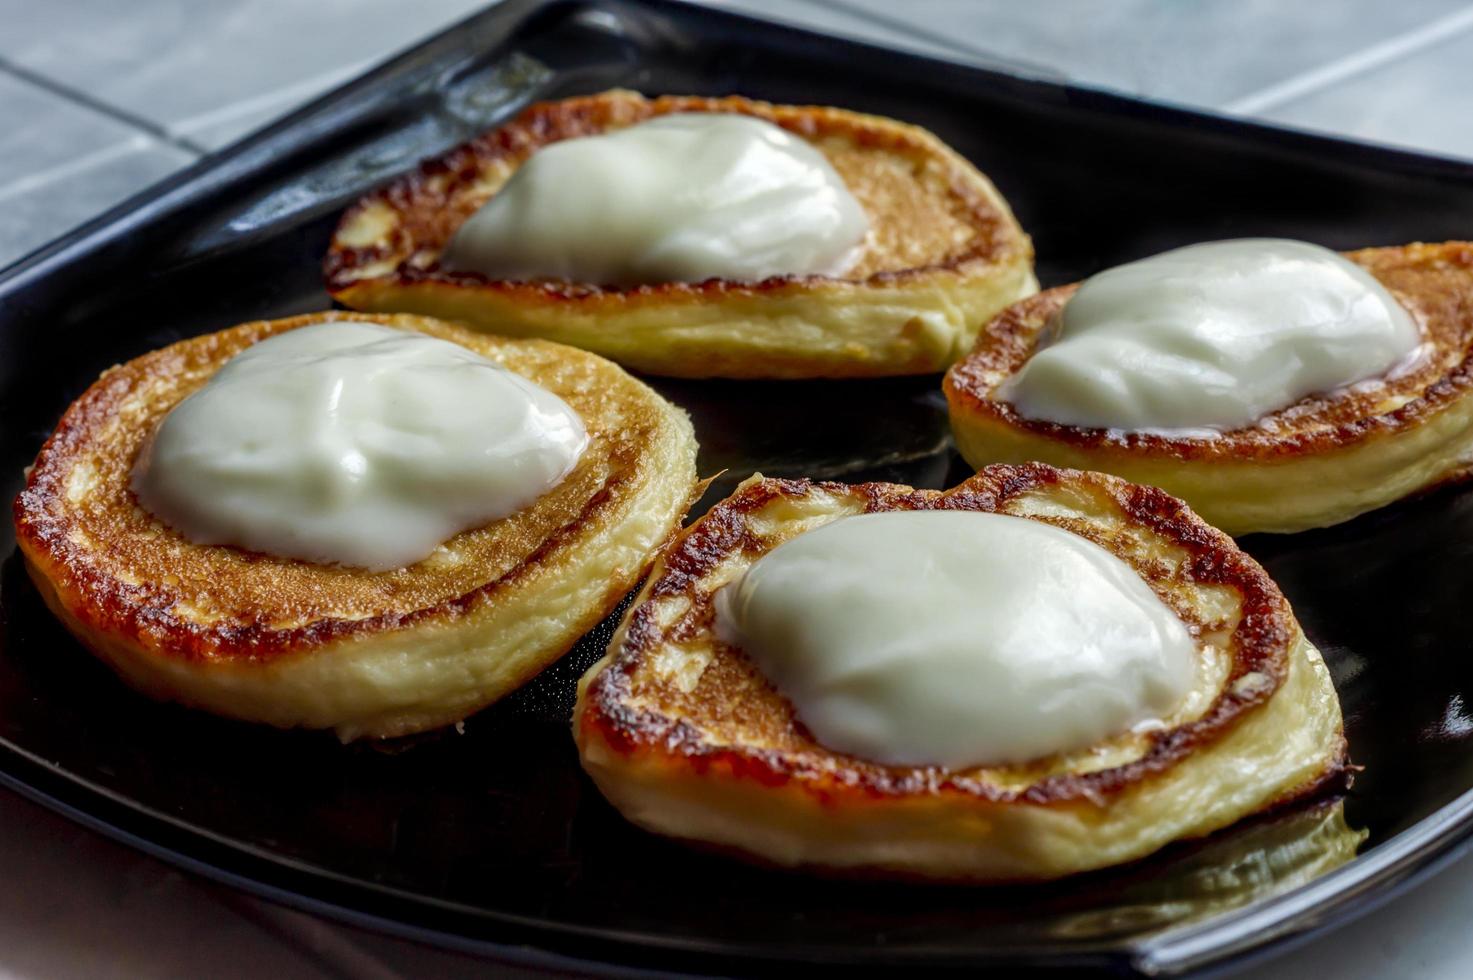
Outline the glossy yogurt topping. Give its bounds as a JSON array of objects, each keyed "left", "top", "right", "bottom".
[
  {"left": 1000, "top": 239, "right": 1421, "bottom": 433},
  {"left": 714, "top": 511, "right": 1198, "bottom": 768},
  {"left": 441, "top": 113, "right": 869, "bottom": 286},
  {"left": 132, "top": 322, "right": 588, "bottom": 571}
]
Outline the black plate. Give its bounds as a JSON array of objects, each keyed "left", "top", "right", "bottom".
[{"left": 4, "top": 0, "right": 1473, "bottom": 974}]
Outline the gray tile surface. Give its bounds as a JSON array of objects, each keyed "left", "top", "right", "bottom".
[
  {"left": 0, "top": 72, "right": 193, "bottom": 263},
  {"left": 711, "top": 0, "right": 1058, "bottom": 75},
  {"left": 836, "top": 0, "right": 1473, "bottom": 108},
  {"left": 1258, "top": 25, "right": 1473, "bottom": 159},
  {"left": 172, "top": 60, "right": 376, "bottom": 151},
  {"left": 0, "top": 791, "right": 329, "bottom": 980},
  {"left": 0, "top": 0, "right": 490, "bottom": 149}
]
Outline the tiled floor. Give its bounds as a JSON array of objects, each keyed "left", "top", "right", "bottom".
[
  {"left": 0, "top": 71, "right": 192, "bottom": 263},
  {"left": 0, "top": 0, "right": 492, "bottom": 263},
  {"left": 1255, "top": 19, "right": 1473, "bottom": 158},
  {"left": 4, "top": 2, "right": 1473, "bottom": 978},
  {"left": 829, "top": 0, "right": 1473, "bottom": 105}
]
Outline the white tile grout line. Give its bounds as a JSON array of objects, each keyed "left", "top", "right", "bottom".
[
  {"left": 0, "top": 54, "right": 205, "bottom": 155},
  {"left": 791, "top": 0, "right": 1064, "bottom": 79},
  {"left": 169, "top": 58, "right": 377, "bottom": 144},
  {"left": 1224, "top": 5, "right": 1473, "bottom": 115},
  {"left": 0, "top": 133, "right": 159, "bottom": 206}
]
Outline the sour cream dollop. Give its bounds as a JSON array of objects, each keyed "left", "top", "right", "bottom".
[
  {"left": 442, "top": 113, "right": 869, "bottom": 286},
  {"left": 132, "top": 322, "right": 588, "bottom": 570},
  {"left": 714, "top": 511, "right": 1198, "bottom": 768},
  {"left": 1000, "top": 239, "right": 1420, "bottom": 433}
]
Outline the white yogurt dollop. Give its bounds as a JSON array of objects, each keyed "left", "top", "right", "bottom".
[
  {"left": 714, "top": 511, "right": 1198, "bottom": 768},
  {"left": 132, "top": 322, "right": 588, "bottom": 571},
  {"left": 442, "top": 113, "right": 869, "bottom": 286},
  {"left": 1000, "top": 239, "right": 1420, "bottom": 433}
]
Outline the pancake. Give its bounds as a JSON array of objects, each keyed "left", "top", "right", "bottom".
[
  {"left": 574, "top": 463, "right": 1348, "bottom": 881},
  {"left": 324, "top": 89, "right": 1037, "bottom": 379},
  {"left": 945, "top": 241, "right": 1473, "bottom": 535},
  {"left": 14, "top": 311, "right": 699, "bottom": 741}
]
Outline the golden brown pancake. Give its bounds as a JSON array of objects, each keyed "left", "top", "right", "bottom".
[
  {"left": 14, "top": 311, "right": 699, "bottom": 740},
  {"left": 946, "top": 242, "right": 1473, "bottom": 535},
  {"left": 574, "top": 464, "right": 1348, "bottom": 881},
  {"left": 324, "top": 89, "right": 1037, "bottom": 379}
]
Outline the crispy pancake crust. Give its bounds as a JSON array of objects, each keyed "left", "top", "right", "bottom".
[
  {"left": 324, "top": 90, "right": 1037, "bottom": 379},
  {"left": 14, "top": 312, "right": 699, "bottom": 740},
  {"left": 945, "top": 242, "right": 1473, "bottom": 534},
  {"left": 574, "top": 464, "right": 1348, "bottom": 881}
]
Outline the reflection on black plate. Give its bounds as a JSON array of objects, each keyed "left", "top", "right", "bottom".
[
  {"left": 3, "top": 0, "right": 1473, "bottom": 975},
  {"left": 1049, "top": 800, "right": 1365, "bottom": 942}
]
